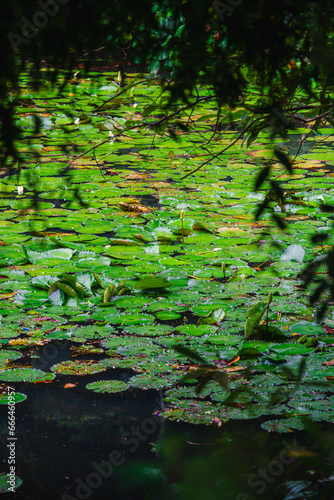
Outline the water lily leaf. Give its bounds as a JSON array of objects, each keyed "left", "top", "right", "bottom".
[
  {"left": 155, "top": 311, "right": 181, "bottom": 320},
  {"left": 0, "top": 391, "right": 27, "bottom": 404},
  {"left": 30, "top": 275, "right": 58, "bottom": 290},
  {"left": 244, "top": 301, "right": 267, "bottom": 338},
  {"left": 173, "top": 345, "right": 208, "bottom": 365},
  {"left": 0, "top": 351, "right": 22, "bottom": 363},
  {"left": 51, "top": 360, "right": 107, "bottom": 376},
  {"left": 198, "top": 308, "right": 226, "bottom": 325},
  {"left": 92, "top": 271, "right": 103, "bottom": 289},
  {"left": 23, "top": 246, "right": 74, "bottom": 264},
  {"left": 275, "top": 481, "right": 312, "bottom": 500},
  {"left": 123, "top": 325, "right": 172, "bottom": 336},
  {"left": 175, "top": 325, "right": 218, "bottom": 336},
  {"left": 193, "top": 221, "right": 214, "bottom": 233},
  {"left": 0, "top": 368, "right": 46, "bottom": 382},
  {"left": 280, "top": 244, "right": 305, "bottom": 262},
  {"left": 106, "top": 313, "right": 155, "bottom": 325},
  {"left": 75, "top": 272, "right": 95, "bottom": 294},
  {"left": 103, "top": 284, "right": 117, "bottom": 302},
  {"left": 135, "top": 276, "right": 171, "bottom": 290},
  {"left": 113, "top": 296, "right": 149, "bottom": 309},
  {"left": 0, "top": 473, "right": 22, "bottom": 493},
  {"left": 290, "top": 323, "right": 323, "bottom": 336},
  {"left": 109, "top": 238, "right": 141, "bottom": 246},
  {"left": 270, "top": 344, "right": 313, "bottom": 355},
  {"left": 86, "top": 380, "right": 129, "bottom": 393},
  {"left": 129, "top": 373, "right": 179, "bottom": 390},
  {"left": 48, "top": 288, "right": 65, "bottom": 306},
  {"left": 261, "top": 418, "right": 305, "bottom": 433},
  {"left": 76, "top": 256, "right": 111, "bottom": 268},
  {"left": 160, "top": 399, "right": 229, "bottom": 425},
  {"left": 56, "top": 282, "right": 79, "bottom": 299}
]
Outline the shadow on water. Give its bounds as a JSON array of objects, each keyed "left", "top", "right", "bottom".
[
  {"left": 0, "top": 377, "right": 166, "bottom": 499},
  {"left": 0, "top": 341, "right": 165, "bottom": 499}
]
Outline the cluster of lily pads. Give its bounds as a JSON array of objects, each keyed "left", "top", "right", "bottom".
[{"left": 0, "top": 69, "right": 334, "bottom": 433}]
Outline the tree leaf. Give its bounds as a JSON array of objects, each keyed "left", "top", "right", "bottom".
[
  {"left": 173, "top": 345, "right": 208, "bottom": 365},
  {"left": 274, "top": 148, "right": 292, "bottom": 173}
]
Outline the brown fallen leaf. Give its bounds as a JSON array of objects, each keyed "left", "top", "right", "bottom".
[
  {"left": 118, "top": 201, "right": 151, "bottom": 213},
  {"left": 33, "top": 317, "right": 55, "bottom": 322},
  {"left": 210, "top": 417, "right": 222, "bottom": 428},
  {"left": 227, "top": 355, "right": 240, "bottom": 365},
  {"left": 0, "top": 291, "right": 17, "bottom": 300},
  {"left": 225, "top": 366, "right": 245, "bottom": 373},
  {"left": 323, "top": 359, "right": 334, "bottom": 366}
]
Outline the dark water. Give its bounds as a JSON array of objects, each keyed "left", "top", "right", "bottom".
[{"left": 0, "top": 379, "right": 166, "bottom": 500}]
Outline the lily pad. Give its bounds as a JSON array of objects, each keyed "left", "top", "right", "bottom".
[
  {"left": 0, "top": 473, "right": 22, "bottom": 493},
  {"left": 86, "top": 380, "right": 130, "bottom": 393},
  {"left": 134, "top": 275, "right": 172, "bottom": 290},
  {"left": 261, "top": 418, "right": 305, "bottom": 433},
  {"left": 175, "top": 325, "right": 219, "bottom": 336},
  {"left": 0, "top": 368, "right": 46, "bottom": 382},
  {"left": 0, "top": 391, "right": 27, "bottom": 404},
  {"left": 51, "top": 360, "right": 107, "bottom": 376}
]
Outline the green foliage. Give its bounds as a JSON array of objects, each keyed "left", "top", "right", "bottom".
[
  {"left": 134, "top": 276, "right": 171, "bottom": 291},
  {"left": 173, "top": 345, "right": 229, "bottom": 393},
  {"left": 245, "top": 300, "right": 268, "bottom": 338},
  {"left": 86, "top": 380, "right": 129, "bottom": 393}
]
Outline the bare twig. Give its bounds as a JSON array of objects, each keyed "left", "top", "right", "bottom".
[
  {"left": 94, "top": 79, "right": 147, "bottom": 112},
  {"left": 179, "top": 117, "right": 263, "bottom": 180}
]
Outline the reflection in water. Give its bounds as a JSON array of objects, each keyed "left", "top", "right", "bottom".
[{"left": 0, "top": 368, "right": 165, "bottom": 499}]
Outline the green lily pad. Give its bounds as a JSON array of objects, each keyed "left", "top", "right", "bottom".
[
  {"left": 261, "top": 418, "right": 305, "bottom": 433},
  {"left": 129, "top": 372, "right": 180, "bottom": 390},
  {"left": 270, "top": 344, "right": 314, "bottom": 355},
  {"left": 134, "top": 275, "right": 172, "bottom": 290},
  {"left": 0, "top": 391, "right": 27, "bottom": 404},
  {"left": 0, "top": 368, "right": 46, "bottom": 382},
  {"left": 155, "top": 311, "right": 181, "bottom": 320},
  {"left": 0, "top": 351, "right": 22, "bottom": 364},
  {"left": 106, "top": 313, "right": 155, "bottom": 326},
  {"left": 51, "top": 360, "right": 107, "bottom": 375},
  {"left": 0, "top": 473, "right": 22, "bottom": 493},
  {"left": 175, "top": 325, "right": 219, "bottom": 336},
  {"left": 86, "top": 380, "right": 130, "bottom": 393},
  {"left": 123, "top": 325, "right": 173, "bottom": 336}
]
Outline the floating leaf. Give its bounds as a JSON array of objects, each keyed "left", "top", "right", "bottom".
[
  {"left": 0, "top": 368, "right": 46, "bottom": 382},
  {"left": 51, "top": 360, "right": 107, "bottom": 376},
  {"left": 0, "top": 390, "right": 27, "bottom": 404},
  {"left": 280, "top": 244, "right": 305, "bottom": 262},
  {"left": 244, "top": 301, "right": 267, "bottom": 338},
  {"left": 135, "top": 276, "right": 172, "bottom": 290},
  {"left": 0, "top": 473, "right": 22, "bottom": 493},
  {"left": 261, "top": 418, "right": 305, "bottom": 433},
  {"left": 86, "top": 380, "right": 129, "bottom": 393}
]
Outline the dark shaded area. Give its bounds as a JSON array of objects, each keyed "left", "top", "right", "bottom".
[{"left": 2, "top": 1, "right": 334, "bottom": 164}]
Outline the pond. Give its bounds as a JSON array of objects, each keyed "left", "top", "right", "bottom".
[{"left": 0, "top": 69, "right": 334, "bottom": 498}]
